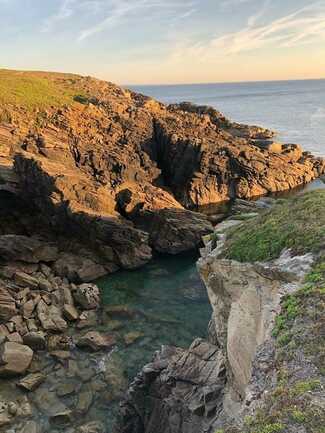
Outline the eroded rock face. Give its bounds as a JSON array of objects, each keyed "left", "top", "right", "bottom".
[
  {"left": 118, "top": 235, "right": 316, "bottom": 433},
  {"left": 1, "top": 71, "right": 322, "bottom": 273},
  {"left": 118, "top": 340, "right": 226, "bottom": 433},
  {"left": 197, "top": 249, "right": 315, "bottom": 398}
]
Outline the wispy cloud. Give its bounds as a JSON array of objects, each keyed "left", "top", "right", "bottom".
[
  {"left": 42, "top": 0, "right": 77, "bottom": 32},
  {"left": 172, "top": 1, "right": 325, "bottom": 61},
  {"left": 42, "top": 0, "right": 196, "bottom": 40},
  {"left": 78, "top": 0, "right": 196, "bottom": 41}
]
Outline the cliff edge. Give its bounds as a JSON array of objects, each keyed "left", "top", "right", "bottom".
[
  {"left": 118, "top": 190, "right": 325, "bottom": 433},
  {"left": 1, "top": 70, "right": 324, "bottom": 279}
]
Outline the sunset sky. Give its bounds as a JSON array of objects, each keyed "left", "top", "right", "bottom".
[{"left": 1, "top": 0, "right": 325, "bottom": 84}]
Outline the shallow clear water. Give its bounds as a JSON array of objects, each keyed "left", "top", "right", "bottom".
[
  {"left": 0, "top": 253, "right": 211, "bottom": 433},
  {"left": 129, "top": 79, "right": 325, "bottom": 157},
  {"left": 97, "top": 252, "right": 212, "bottom": 380}
]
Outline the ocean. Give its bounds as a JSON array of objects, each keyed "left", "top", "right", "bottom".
[{"left": 130, "top": 79, "right": 325, "bottom": 157}]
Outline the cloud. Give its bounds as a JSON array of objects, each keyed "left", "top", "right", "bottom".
[
  {"left": 42, "top": 0, "right": 77, "bottom": 32},
  {"left": 77, "top": 0, "right": 197, "bottom": 41},
  {"left": 172, "top": 1, "right": 325, "bottom": 61},
  {"left": 42, "top": 0, "right": 197, "bottom": 40}
]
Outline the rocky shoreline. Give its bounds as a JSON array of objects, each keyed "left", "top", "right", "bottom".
[
  {"left": 1, "top": 71, "right": 325, "bottom": 279},
  {"left": 0, "top": 70, "right": 325, "bottom": 433},
  {"left": 117, "top": 191, "right": 325, "bottom": 433}
]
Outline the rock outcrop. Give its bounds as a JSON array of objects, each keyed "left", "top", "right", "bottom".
[
  {"left": 118, "top": 193, "right": 324, "bottom": 433},
  {"left": 1, "top": 70, "right": 324, "bottom": 275}
]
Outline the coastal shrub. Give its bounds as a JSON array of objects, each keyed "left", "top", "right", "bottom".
[{"left": 225, "top": 190, "right": 325, "bottom": 262}]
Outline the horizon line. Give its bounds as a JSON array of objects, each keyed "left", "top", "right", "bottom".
[
  {"left": 1, "top": 66, "right": 325, "bottom": 88},
  {"left": 124, "top": 77, "right": 325, "bottom": 87}
]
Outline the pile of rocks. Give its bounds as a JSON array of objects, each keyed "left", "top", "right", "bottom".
[{"left": 0, "top": 232, "right": 124, "bottom": 432}]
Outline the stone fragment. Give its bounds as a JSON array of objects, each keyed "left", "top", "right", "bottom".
[
  {"left": 0, "top": 342, "right": 33, "bottom": 377},
  {"left": 17, "top": 372, "right": 46, "bottom": 391},
  {"left": 14, "top": 272, "right": 39, "bottom": 289},
  {"left": 0, "top": 287, "right": 17, "bottom": 320},
  {"left": 63, "top": 304, "right": 79, "bottom": 321},
  {"left": 22, "top": 299, "right": 35, "bottom": 319}
]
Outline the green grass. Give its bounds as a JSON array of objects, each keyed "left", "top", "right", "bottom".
[
  {"left": 0, "top": 70, "right": 86, "bottom": 110},
  {"left": 225, "top": 190, "right": 325, "bottom": 262}
]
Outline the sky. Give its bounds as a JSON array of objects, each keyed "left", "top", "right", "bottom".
[{"left": 0, "top": 0, "right": 325, "bottom": 84}]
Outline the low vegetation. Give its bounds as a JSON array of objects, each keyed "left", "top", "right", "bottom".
[
  {"left": 225, "top": 190, "right": 325, "bottom": 262},
  {"left": 0, "top": 69, "right": 87, "bottom": 110}
]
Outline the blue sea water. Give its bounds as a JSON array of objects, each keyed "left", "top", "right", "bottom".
[{"left": 130, "top": 79, "right": 325, "bottom": 157}]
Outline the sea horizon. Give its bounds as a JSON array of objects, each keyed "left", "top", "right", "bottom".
[{"left": 130, "top": 79, "right": 325, "bottom": 158}]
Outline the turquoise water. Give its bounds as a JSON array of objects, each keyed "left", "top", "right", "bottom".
[
  {"left": 97, "top": 252, "right": 212, "bottom": 380},
  {"left": 130, "top": 79, "right": 325, "bottom": 157}
]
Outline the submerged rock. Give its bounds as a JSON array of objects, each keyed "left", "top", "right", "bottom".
[
  {"left": 17, "top": 372, "right": 46, "bottom": 391},
  {"left": 75, "top": 331, "right": 116, "bottom": 352}
]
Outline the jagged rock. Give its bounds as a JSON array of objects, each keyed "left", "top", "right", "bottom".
[
  {"left": 17, "top": 372, "right": 46, "bottom": 391},
  {"left": 135, "top": 208, "right": 213, "bottom": 254},
  {"left": 0, "top": 235, "right": 58, "bottom": 264},
  {"left": 75, "top": 331, "right": 116, "bottom": 351},
  {"left": 0, "top": 286, "right": 17, "bottom": 320},
  {"left": 0, "top": 342, "right": 33, "bottom": 377},
  {"left": 14, "top": 272, "right": 39, "bottom": 289},
  {"left": 73, "top": 283, "right": 100, "bottom": 310},
  {"left": 36, "top": 300, "right": 67, "bottom": 332},
  {"left": 118, "top": 340, "right": 226, "bottom": 433},
  {"left": 1, "top": 70, "right": 320, "bottom": 274}
]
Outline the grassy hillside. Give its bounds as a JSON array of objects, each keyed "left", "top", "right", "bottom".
[
  {"left": 0, "top": 69, "right": 86, "bottom": 110},
  {"left": 225, "top": 190, "right": 325, "bottom": 262}
]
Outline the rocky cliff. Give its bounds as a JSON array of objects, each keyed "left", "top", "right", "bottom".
[
  {"left": 1, "top": 70, "right": 324, "bottom": 278},
  {"left": 118, "top": 190, "right": 325, "bottom": 433}
]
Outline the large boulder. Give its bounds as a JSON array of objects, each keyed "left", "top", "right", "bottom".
[
  {"left": 73, "top": 283, "right": 100, "bottom": 310},
  {"left": 135, "top": 208, "right": 213, "bottom": 254},
  {"left": 0, "top": 342, "right": 33, "bottom": 377}
]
